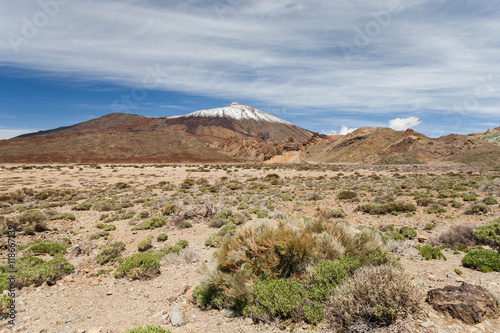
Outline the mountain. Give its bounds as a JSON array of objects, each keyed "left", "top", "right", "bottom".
[
  {"left": 0, "top": 103, "right": 312, "bottom": 163},
  {"left": 300, "top": 126, "right": 500, "bottom": 165}
]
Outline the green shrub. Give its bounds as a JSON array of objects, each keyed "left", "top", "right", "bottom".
[
  {"left": 133, "top": 216, "right": 167, "bottom": 230},
  {"left": 49, "top": 212, "right": 76, "bottom": 221},
  {"left": 23, "top": 226, "right": 35, "bottom": 235},
  {"left": 193, "top": 219, "right": 388, "bottom": 324},
  {"left": 138, "top": 238, "right": 153, "bottom": 252},
  {"left": 325, "top": 264, "right": 422, "bottom": 331},
  {"left": 161, "top": 203, "right": 177, "bottom": 216},
  {"left": 96, "top": 242, "right": 126, "bottom": 265},
  {"left": 96, "top": 223, "right": 116, "bottom": 231},
  {"left": 157, "top": 233, "right": 168, "bottom": 242},
  {"left": 483, "top": 196, "right": 498, "bottom": 205},
  {"left": 279, "top": 193, "right": 294, "bottom": 201},
  {"left": 16, "top": 256, "right": 74, "bottom": 288},
  {"left": 176, "top": 239, "right": 189, "bottom": 249},
  {"left": 473, "top": 222, "right": 500, "bottom": 248},
  {"left": 205, "top": 233, "right": 221, "bottom": 247},
  {"left": 466, "top": 204, "right": 490, "bottom": 215},
  {"left": 357, "top": 201, "right": 416, "bottom": 215},
  {"left": 22, "top": 240, "right": 67, "bottom": 256},
  {"left": 19, "top": 210, "right": 45, "bottom": 224},
  {"left": 462, "top": 194, "right": 478, "bottom": 202},
  {"left": 416, "top": 245, "right": 447, "bottom": 261},
  {"left": 462, "top": 248, "right": 500, "bottom": 272},
  {"left": 114, "top": 252, "right": 161, "bottom": 280},
  {"left": 114, "top": 182, "right": 130, "bottom": 189},
  {"left": 72, "top": 202, "right": 92, "bottom": 211},
  {"left": 384, "top": 231, "right": 405, "bottom": 242},
  {"left": 89, "top": 231, "right": 110, "bottom": 240},
  {"left": 398, "top": 226, "right": 417, "bottom": 240},
  {"left": 315, "top": 208, "right": 346, "bottom": 220},
  {"left": 337, "top": 190, "right": 358, "bottom": 200},
  {"left": 125, "top": 326, "right": 171, "bottom": 333}
]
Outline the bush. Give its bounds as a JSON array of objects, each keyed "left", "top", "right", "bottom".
[
  {"left": 462, "top": 248, "right": 500, "bottom": 272},
  {"left": 15, "top": 256, "right": 74, "bottom": 288},
  {"left": 125, "top": 326, "right": 171, "bottom": 333},
  {"left": 161, "top": 203, "right": 177, "bottom": 216},
  {"left": 430, "top": 225, "right": 479, "bottom": 249},
  {"left": 357, "top": 201, "right": 416, "bottom": 215},
  {"left": 114, "top": 182, "right": 130, "bottom": 189},
  {"left": 193, "top": 219, "right": 388, "bottom": 324},
  {"left": 315, "top": 208, "right": 346, "bottom": 220},
  {"left": 23, "top": 226, "right": 35, "bottom": 235},
  {"left": 157, "top": 233, "right": 168, "bottom": 242},
  {"left": 205, "top": 233, "right": 221, "bottom": 247},
  {"left": 72, "top": 202, "right": 92, "bottom": 211},
  {"left": 483, "top": 196, "right": 498, "bottom": 206},
  {"left": 89, "top": 231, "right": 110, "bottom": 240},
  {"left": 325, "top": 264, "right": 422, "bottom": 331},
  {"left": 133, "top": 216, "right": 167, "bottom": 230},
  {"left": 466, "top": 204, "right": 490, "bottom": 215},
  {"left": 96, "top": 223, "right": 116, "bottom": 231},
  {"left": 49, "top": 212, "right": 76, "bottom": 221},
  {"left": 462, "top": 194, "right": 477, "bottom": 202},
  {"left": 337, "top": 190, "right": 358, "bottom": 200},
  {"left": 19, "top": 210, "right": 46, "bottom": 224},
  {"left": 138, "top": 238, "right": 153, "bottom": 252},
  {"left": 473, "top": 221, "right": 500, "bottom": 248},
  {"left": 114, "top": 252, "right": 161, "bottom": 280},
  {"left": 96, "top": 242, "right": 125, "bottom": 265},
  {"left": 416, "top": 245, "right": 447, "bottom": 261},
  {"left": 398, "top": 226, "right": 417, "bottom": 240},
  {"left": 384, "top": 231, "right": 405, "bottom": 242},
  {"left": 21, "top": 240, "right": 67, "bottom": 256}
]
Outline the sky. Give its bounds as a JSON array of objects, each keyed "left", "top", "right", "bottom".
[{"left": 0, "top": 0, "right": 499, "bottom": 140}]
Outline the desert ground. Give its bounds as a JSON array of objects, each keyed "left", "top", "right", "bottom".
[{"left": 0, "top": 162, "right": 499, "bottom": 333}]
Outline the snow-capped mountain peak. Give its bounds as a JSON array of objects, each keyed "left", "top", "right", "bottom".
[{"left": 182, "top": 103, "right": 292, "bottom": 125}]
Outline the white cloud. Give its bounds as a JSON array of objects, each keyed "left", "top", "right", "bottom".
[
  {"left": 389, "top": 117, "right": 422, "bottom": 131},
  {"left": 0, "top": 0, "right": 499, "bottom": 122},
  {"left": 322, "top": 125, "right": 357, "bottom": 136},
  {"left": 339, "top": 125, "right": 357, "bottom": 135},
  {"left": 0, "top": 129, "right": 38, "bottom": 140}
]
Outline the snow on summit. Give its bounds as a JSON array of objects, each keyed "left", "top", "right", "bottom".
[{"left": 183, "top": 103, "right": 292, "bottom": 125}]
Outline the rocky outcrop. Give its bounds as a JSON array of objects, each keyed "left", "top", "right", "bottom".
[{"left": 426, "top": 283, "right": 500, "bottom": 324}]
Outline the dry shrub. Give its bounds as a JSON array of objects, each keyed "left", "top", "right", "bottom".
[
  {"left": 325, "top": 264, "right": 422, "bottom": 332},
  {"left": 429, "top": 225, "right": 479, "bottom": 248},
  {"left": 217, "top": 219, "right": 385, "bottom": 279}
]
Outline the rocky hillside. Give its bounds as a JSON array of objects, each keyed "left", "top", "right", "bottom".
[{"left": 0, "top": 103, "right": 312, "bottom": 163}]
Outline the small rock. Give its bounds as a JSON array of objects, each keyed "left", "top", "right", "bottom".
[
  {"left": 87, "top": 328, "right": 103, "bottom": 333},
  {"left": 170, "top": 307, "right": 185, "bottom": 327},
  {"left": 76, "top": 330, "right": 86, "bottom": 333},
  {"left": 225, "top": 309, "right": 236, "bottom": 318},
  {"left": 153, "top": 310, "right": 167, "bottom": 318},
  {"left": 244, "top": 318, "right": 254, "bottom": 325},
  {"left": 417, "top": 235, "right": 427, "bottom": 243},
  {"left": 65, "top": 315, "right": 72, "bottom": 323},
  {"left": 106, "top": 291, "right": 113, "bottom": 295},
  {"left": 419, "top": 320, "right": 434, "bottom": 328}
]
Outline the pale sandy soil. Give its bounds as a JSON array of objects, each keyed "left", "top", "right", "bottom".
[{"left": 0, "top": 163, "right": 498, "bottom": 333}]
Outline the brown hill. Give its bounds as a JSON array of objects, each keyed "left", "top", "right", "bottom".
[
  {"left": 301, "top": 127, "right": 500, "bottom": 165},
  {"left": 0, "top": 104, "right": 312, "bottom": 163}
]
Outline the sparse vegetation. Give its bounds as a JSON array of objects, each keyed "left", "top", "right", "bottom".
[
  {"left": 462, "top": 248, "right": 500, "bottom": 272},
  {"left": 114, "top": 252, "right": 161, "bottom": 280}
]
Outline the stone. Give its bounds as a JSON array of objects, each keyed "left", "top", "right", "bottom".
[
  {"left": 419, "top": 320, "right": 434, "bottom": 328},
  {"left": 76, "top": 330, "right": 86, "bottom": 333},
  {"left": 417, "top": 235, "right": 427, "bottom": 243},
  {"left": 426, "top": 282, "right": 500, "bottom": 324},
  {"left": 87, "top": 328, "right": 103, "bottom": 333},
  {"left": 65, "top": 315, "right": 72, "bottom": 323},
  {"left": 153, "top": 310, "right": 167, "bottom": 318},
  {"left": 225, "top": 309, "right": 236, "bottom": 318},
  {"left": 170, "top": 307, "right": 185, "bottom": 327},
  {"left": 244, "top": 318, "right": 254, "bottom": 325}
]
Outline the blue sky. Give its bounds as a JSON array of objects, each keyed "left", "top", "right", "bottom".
[{"left": 1, "top": 0, "right": 499, "bottom": 140}]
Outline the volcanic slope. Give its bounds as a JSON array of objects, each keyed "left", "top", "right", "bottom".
[{"left": 0, "top": 103, "right": 312, "bottom": 163}]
